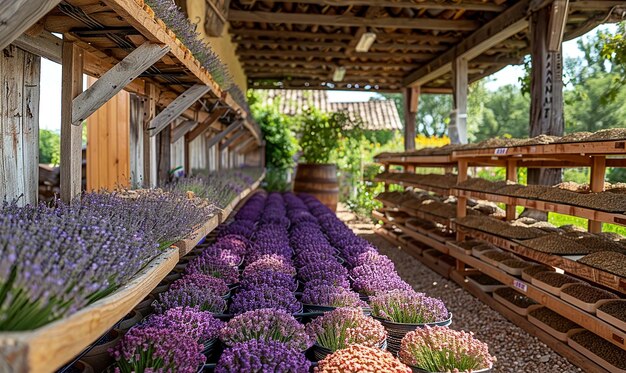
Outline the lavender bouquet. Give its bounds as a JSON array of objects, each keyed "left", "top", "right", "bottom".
[
  {"left": 243, "top": 254, "right": 296, "bottom": 277},
  {"left": 221, "top": 308, "right": 312, "bottom": 350},
  {"left": 155, "top": 282, "right": 227, "bottom": 314},
  {"left": 370, "top": 290, "right": 449, "bottom": 324},
  {"left": 398, "top": 326, "right": 496, "bottom": 372},
  {"left": 110, "top": 326, "right": 205, "bottom": 373},
  {"left": 301, "top": 285, "right": 368, "bottom": 309},
  {"left": 316, "top": 344, "right": 411, "bottom": 373},
  {"left": 185, "top": 255, "right": 239, "bottom": 284},
  {"left": 170, "top": 273, "right": 229, "bottom": 297},
  {"left": 142, "top": 307, "right": 224, "bottom": 347},
  {"left": 298, "top": 261, "right": 348, "bottom": 284},
  {"left": 306, "top": 308, "right": 387, "bottom": 352},
  {"left": 240, "top": 270, "right": 298, "bottom": 292},
  {"left": 351, "top": 271, "right": 413, "bottom": 297},
  {"left": 229, "top": 285, "right": 301, "bottom": 314},
  {"left": 215, "top": 340, "right": 310, "bottom": 373}
]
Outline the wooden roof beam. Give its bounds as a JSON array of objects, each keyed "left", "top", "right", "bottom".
[
  {"left": 235, "top": 39, "right": 449, "bottom": 52},
  {"left": 404, "top": 0, "right": 531, "bottom": 87},
  {"left": 263, "top": 0, "right": 507, "bottom": 12},
  {"left": 148, "top": 84, "right": 211, "bottom": 136},
  {"left": 207, "top": 121, "right": 242, "bottom": 149},
  {"left": 171, "top": 120, "right": 197, "bottom": 143},
  {"left": 0, "top": 0, "right": 62, "bottom": 50},
  {"left": 228, "top": 10, "right": 480, "bottom": 31},
  {"left": 230, "top": 29, "right": 461, "bottom": 44},
  {"left": 236, "top": 49, "right": 435, "bottom": 60},
  {"left": 222, "top": 130, "right": 247, "bottom": 148}
]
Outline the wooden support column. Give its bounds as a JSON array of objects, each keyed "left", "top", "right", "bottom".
[
  {"left": 157, "top": 126, "right": 171, "bottom": 184},
  {"left": 456, "top": 158, "right": 469, "bottom": 271},
  {"left": 505, "top": 160, "right": 518, "bottom": 221},
  {"left": 129, "top": 94, "right": 144, "bottom": 186},
  {"left": 403, "top": 87, "right": 418, "bottom": 151},
  {"left": 60, "top": 41, "right": 84, "bottom": 203},
  {"left": 527, "top": 4, "right": 565, "bottom": 189},
  {"left": 142, "top": 83, "right": 158, "bottom": 187},
  {"left": 0, "top": 45, "right": 40, "bottom": 205},
  {"left": 588, "top": 156, "right": 606, "bottom": 233},
  {"left": 450, "top": 56, "right": 468, "bottom": 144}
]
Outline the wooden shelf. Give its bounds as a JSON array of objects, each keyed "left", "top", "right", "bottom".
[
  {"left": 374, "top": 177, "right": 452, "bottom": 196},
  {"left": 0, "top": 248, "right": 179, "bottom": 373},
  {"left": 374, "top": 154, "right": 455, "bottom": 166},
  {"left": 452, "top": 223, "right": 626, "bottom": 295},
  {"left": 452, "top": 188, "right": 626, "bottom": 227},
  {"left": 448, "top": 270, "right": 612, "bottom": 373},
  {"left": 0, "top": 173, "right": 264, "bottom": 372},
  {"left": 376, "top": 198, "right": 452, "bottom": 227},
  {"left": 446, "top": 245, "right": 626, "bottom": 353},
  {"left": 376, "top": 212, "right": 450, "bottom": 254},
  {"left": 453, "top": 140, "right": 626, "bottom": 159}
]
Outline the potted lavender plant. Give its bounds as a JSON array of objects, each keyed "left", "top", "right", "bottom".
[
  {"left": 220, "top": 309, "right": 312, "bottom": 351},
  {"left": 305, "top": 307, "right": 387, "bottom": 361},
  {"left": 215, "top": 340, "right": 310, "bottom": 373},
  {"left": 398, "top": 326, "right": 496, "bottom": 373},
  {"left": 301, "top": 284, "right": 368, "bottom": 313},
  {"left": 229, "top": 285, "right": 301, "bottom": 315},
  {"left": 370, "top": 289, "right": 451, "bottom": 355}
]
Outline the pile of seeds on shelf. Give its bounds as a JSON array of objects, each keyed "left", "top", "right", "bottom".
[
  {"left": 482, "top": 250, "right": 516, "bottom": 263},
  {"left": 522, "top": 264, "right": 555, "bottom": 278},
  {"left": 579, "top": 251, "right": 626, "bottom": 277},
  {"left": 457, "top": 239, "right": 483, "bottom": 250},
  {"left": 500, "top": 258, "right": 532, "bottom": 269},
  {"left": 520, "top": 235, "right": 590, "bottom": 255},
  {"left": 467, "top": 274, "right": 503, "bottom": 286},
  {"left": 531, "top": 272, "right": 586, "bottom": 288},
  {"left": 561, "top": 284, "right": 619, "bottom": 304},
  {"left": 569, "top": 331, "right": 626, "bottom": 370},
  {"left": 574, "top": 236, "right": 626, "bottom": 254},
  {"left": 597, "top": 301, "right": 626, "bottom": 323},
  {"left": 494, "top": 288, "right": 537, "bottom": 309},
  {"left": 456, "top": 216, "right": 547, "bottom": 240},
  {"left": 528, "top": 308, "right": 581, "bottom": 333}
]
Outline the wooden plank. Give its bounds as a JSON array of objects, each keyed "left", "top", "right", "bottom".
[
  {"left": 234, "top": 137, "right": 255, "bottom": 154},
  {"left": 206, "top": 121, "right": 242, "bottom": 149},
  {"left": 403, "top": 87, "right": 417, "bottom": 151},
  {"left": 222, "top": 129, "right": 246, "bottom": 148},
  {"left": 237, "top": 49, "right": 434, "bottom": 60},
  {"left": 171, "top": 120, "right": 196, "bottom": 144},
  {"left": 142, "top": 83, "right": 157, "bottom": 188},
  {"left": 0, "top": 248, "right": 178, "bottom": 373},
  {"left": 129, "top": 94, "right": 144, "bottom": 185},
  {"left": 228, "top": 10, "right": 480, "bottom": 30},
  {"left": 60, "top": 41, "right": 84, "bottom": 203},
  {"left": 72, "top": 43, "right": 170, "bottom": 125},
  {"left": 588, "top": 156, "right": 606, "bottom": 233},
  {"left": 13, "top": 32, "right": 63, "bottom": 64},
  {"left": 148, "top": 84, "right": 210, "bottom": 137},
  {"left": 451, "top": 56, "right": 468, "bottom": 144},
  {"left": 404, "top": 0, "right": 530, "bottom": 86},
  {"left": 447, "top": 245, "right": 626, "bottom": 351},
  {"left": 0, "top": 0, "right": 62, "bottom": 50},
  {"left": 187, "top": 108, "right": 227, "bottom": 142},
  {"left": 262, "top": 0, "right": 505, "bottom": 11},
  {"left": 21, "top": 50, "right": 41, "bottom": 205}
]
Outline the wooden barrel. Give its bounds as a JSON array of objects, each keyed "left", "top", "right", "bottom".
[{"left": 293, "top": 163, "right": 339, "bottom": 211}]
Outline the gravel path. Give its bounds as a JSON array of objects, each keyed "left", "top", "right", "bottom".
[{"left": 337, "top": 209, "right": 581, "bottom": 373}]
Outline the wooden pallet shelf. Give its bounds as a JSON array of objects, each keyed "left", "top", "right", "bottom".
[
  {"left": 376, "top": 198, "right": 452, "bottom": 227},
  {"left": 452, "top": 188, "right": 626, "bottom": 227},
  {"left": 453, "top": 140, "right": 626, "bottom": 159},
  {"left": 452, "top": 223, "right": 626, "bottom": 295},
  {"left": 374, "top": 154, "right": 455, "bottom": 166},
  {"left": 375, "top": 212, "right": 450, "bottom": 255},
  {"left": 374, "top": 177, "right": 452, "bottom": 196},
  {"left": 446, "top": 245, "right": 626, "bottom": 353}
]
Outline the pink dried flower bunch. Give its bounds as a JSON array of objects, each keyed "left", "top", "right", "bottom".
[
  {"left": 298, "top": 260, "right": 348, "bottom": 283},
  {"left": 315, "top": 344, "right": 411, "bottom": 373},
  {"left": 399, "top": 326, "right": 496, "bottom": 373},
  {"left": 142, "top": 307, "right": 224, "bottom": 344},
  {"left": 110, "top": 326, "right": 205, "bottom": 373},
  {"left": 306, "top": 308, "right": 387, "bottom": 352},
  {"left": 155, "top": 282, "right": 226, "bottom": 314},
  {"left": 301, "top": 284, "right": 368, "bottom": 308},
  {"left": 370, "top": 289, "right": 449, "bottom": 324},
  {"left": 221, "top": 308, "right": 312, "bottom": 350},
  {"left": 243, "top": 254, "right": 296, "bottom": 277},
  {"left": 185, "top": 255, "right": 239, "bottom": 284}
]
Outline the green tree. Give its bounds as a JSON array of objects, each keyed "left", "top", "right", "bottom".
[
  {"left": 39, "top": 129, "right": 60, "bottom": 165},
  {"left": 374, "top": 92, "right": 453, "bottom": 137}
]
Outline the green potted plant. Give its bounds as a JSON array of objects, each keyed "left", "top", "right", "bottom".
[{"left": 293, "top": 109, "right": 348, "bottom": 211}]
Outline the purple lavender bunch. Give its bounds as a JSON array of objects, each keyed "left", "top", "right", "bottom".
[
  {"left": 216, "top": 340, "right": 310, "bottom": 373},
  {"left": 221, "top": 308, "right": 312, "bottom": 350},
  {"left": 301, "top": 285, "right": 368, "bottom": 308},
  {"left": 298, "top": 261, "right": 348, "bottom": 283},
  {"left": 196, "top": 246, "right": 242, "bottom": 267},
  {"left": 294, "top": 250, "right": 338, "bottom": 268},
  {"left": 243, "top": 255, "right": 296, "bottom": 277},
  {"left": 353, "top": 252, "right": 395, "bottom": 271},
  {"left": 110, "top": 326, "right": 205, "bottom": 373},
  {"left": 230, "top": 285, "right": 301, "bottom": 315},
  {"left": 156, "top": 283, "right": 227, "bottom": 314},
  {"left": 370, "top": 289, "right": 449, "bottom": 324},
  {"left": 304, "top": 277, "right": 351, "bottom": 290},
  {"left": 217, "top": 220, "right": 256, "bottom": 239},
  {"left": 352, "top": 273, "right": 413, "bottom": 297},
  {"left": 142, "top": 307, "right": 224, "bottom": 344},
  {"left": 213, "top": 234, "right": 250, "bottom": 258},
  {"left": 170, "top": 273, "right": 229, "bottom": 297},
  {"left": 240, "top": 270, "right": 297, "bottom": 292},
  {"left": 185, "top": 255, "right": 239, "bottom": 284}
]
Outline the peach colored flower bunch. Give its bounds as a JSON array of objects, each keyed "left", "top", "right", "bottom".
[
  {"left": 399, "top": 326, "right": 496, "bottom": 373},
  {"left": 306, "top": 308, "right": 386, "bottom": 351},
  {"left": 315, "top": 345, "right": 411, "bottom": 373}
]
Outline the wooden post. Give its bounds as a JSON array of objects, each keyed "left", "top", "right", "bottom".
[
  {"left": 450, "top": 56, "right": 468, "bottom": 144},
  {"left": 142, "top": 83, "right": 158, "bottom": 188},
  {"left": 129, "top": 94, "right": 144, "bottom": 186},
  {"left": 157, "top": 126, "right": 171, "bottom": 184},
  {"left": 588, "top": 156, "right": 606, "bottom": 233},
  {"left": 0, "top": 46, "right": 40, "bottom": 205},
  {"left": 505, "top": 160, "right": 518, "bottom": 221},
  {"left": 60, "top": 41, "right": 84, "bottom": 203},
  {"left": 456, "top": 158, "right": 469, "bottom": 271},
  {"left": 527, "top": 4, "right": 564, "bottom": 189},
  {"left": 403, "top": 87, "right": 418, "bottom": 151}
]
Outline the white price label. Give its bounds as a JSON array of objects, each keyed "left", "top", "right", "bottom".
[
  {"left": 513, "top": 280, "right": 528, "bottom": 292},
  {"left": 494, "top": 148, "right": 508, "bottom": 155}
]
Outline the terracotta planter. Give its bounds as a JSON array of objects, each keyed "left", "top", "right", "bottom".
[{"left": 81, "top": 329, "right": 121, "bottom": 372}]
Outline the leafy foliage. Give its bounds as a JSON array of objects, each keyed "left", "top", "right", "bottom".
[
  {"left": 39, "top": 129, "right": 60, "bottom": 165},
  {"left": 299, "top": 109, "right": 350, "bottom": 164}
]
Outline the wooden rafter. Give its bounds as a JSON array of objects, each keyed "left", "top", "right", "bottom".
[
  {"left": 0, "top": 0, "right": 62, "bottom": 50},
  {"left": 148, "top": 84, "right": 211, "bottom": 137},
  {"left": 263, "top": 0, "right": 507, "bottom": 12},
  {"left": 228, "top": 10, "right": 481, "bottom": 31},
  {"left": 236, "top": 49, "right": 435, "bottom": 60},
  {"left": 171, "top": 120, "right": 196, "bottom": 143},
  {"left": 206, "top": 121, "right": 242, "bottom": 149}
]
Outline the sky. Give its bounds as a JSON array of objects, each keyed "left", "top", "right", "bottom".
[{"left": 39, "top": 25, "right": 614, "bottom": 130}]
